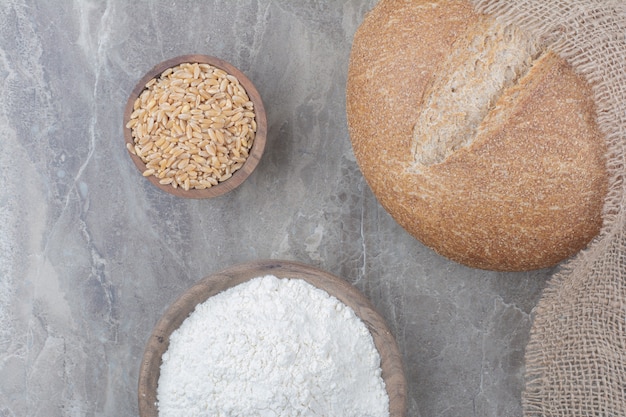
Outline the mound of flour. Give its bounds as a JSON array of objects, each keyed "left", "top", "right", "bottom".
[{"left": 157, "top": 275, "right": 389, "bottom": 417}]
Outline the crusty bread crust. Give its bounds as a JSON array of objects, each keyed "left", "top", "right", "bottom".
[{"left": 346, "top": 0, "right": 608, "bottom": 271}]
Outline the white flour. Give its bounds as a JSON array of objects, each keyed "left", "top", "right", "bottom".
[{"left": 157, "top": 275, "right": 389, "bottom": 417}]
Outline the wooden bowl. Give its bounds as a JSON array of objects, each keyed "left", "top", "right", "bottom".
[
  {"left": 123, "top": 54, "right": 267, "bottom": 198},
  {"left": 138, "top": 259, "right": 407, "bottom": 417}
]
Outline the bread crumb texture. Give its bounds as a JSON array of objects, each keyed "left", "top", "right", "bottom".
[{"left": 346, "top": 0, "right": 608, "bottom": 271}]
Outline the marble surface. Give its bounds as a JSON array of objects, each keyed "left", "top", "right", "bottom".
[{"left": 0, "top": 1, "right": 552, "bottom": 416}]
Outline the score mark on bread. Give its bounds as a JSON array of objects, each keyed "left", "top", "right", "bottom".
[{"left": 412, "top": 18, "right": 543, "bottom": 167}]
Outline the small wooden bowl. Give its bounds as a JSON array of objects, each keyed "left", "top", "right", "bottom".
[
  {"left": 138, "top": 259, "right": 407, "bottom": 417},
  {"left": 123, "top": 55, "right": 267, "bottom": 198}
]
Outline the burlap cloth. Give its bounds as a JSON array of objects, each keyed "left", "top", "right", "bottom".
[{"left": 467, "top": 0, "right": 626, "bottom": 415}]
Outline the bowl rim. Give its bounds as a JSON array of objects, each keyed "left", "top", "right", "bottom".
[
  {"left": 123, "top": 54, "right": 267, "bottom": 199},
  {"left": 137, "top": 259, "right": 407, "bottom": 417}
]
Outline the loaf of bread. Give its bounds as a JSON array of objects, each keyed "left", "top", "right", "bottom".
[{"left": 346, "top": 0, "right": 608, "bottom": 271}]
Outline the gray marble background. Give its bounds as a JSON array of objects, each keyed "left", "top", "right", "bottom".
[{"left": 0, "top": 1, "right": 552, "bottom": 416}]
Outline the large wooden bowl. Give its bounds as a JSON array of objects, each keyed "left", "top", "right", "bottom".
[
  {"left": 138, "top": 259, "right": 407, "bottom": 417},
  {"left": 123, "top": 54, "right": 267, "bottom": 198}
]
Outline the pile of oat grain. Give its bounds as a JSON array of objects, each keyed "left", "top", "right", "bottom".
[{"left": 126, "top": 62, "right": 256, "bottom": 191}]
